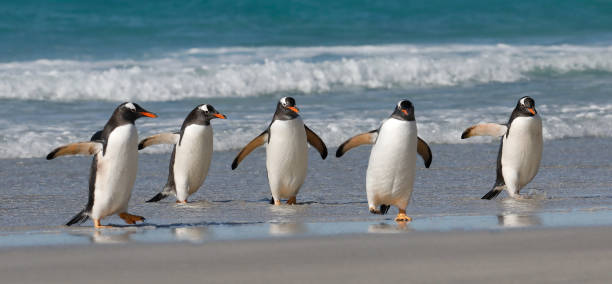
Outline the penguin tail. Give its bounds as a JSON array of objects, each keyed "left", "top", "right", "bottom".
[
  {"left": 369, "top": 205, "right": 391, "bottom": 215},
  {"left": 380, "top": 205, "right": 391, "bottom": 215},
  {"left": 146, "top": 192, "right": 169, "bottom": 203},
  {"left": 269, "top": 197, "right": 275, "bottom": 204},
  {"left": 481, "top": 186, "right": 504, "bottom": 200},
  {"left": 66, "top": 209, "right": 89, "bottom": 226}
]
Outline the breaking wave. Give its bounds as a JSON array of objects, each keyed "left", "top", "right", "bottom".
[{"left": 2, "top": 44, "right": 612, "bottom": 101}]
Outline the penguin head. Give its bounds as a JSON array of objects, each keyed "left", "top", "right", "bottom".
[
  {"left": 116, "top": 102, "right": 157, "bottom": 122},
  {"left": 196, "top": 104, "right": 227, "bottom": 121},
  {"left": 391, "top": 100, "right": 415, "bottom": 121},
  {"left": 516, "top": 96, "right": 537, "bottom": 116},
  {"left": 274, "top": 96, "right": 300, "bottom": 120}
]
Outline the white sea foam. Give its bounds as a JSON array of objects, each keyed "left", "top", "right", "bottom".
[
  {"left": 2, "top": 44, "right": 612, "bottom": 101},
  {"left": 2, "top": 102, "right": 611, "bottom": 159}
]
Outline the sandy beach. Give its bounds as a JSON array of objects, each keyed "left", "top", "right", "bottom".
[
  {"left": 2, "top": 226, "right": 612, "bottom": 284},
  {"left": 2, "top": 2, "right": 612, "bottom": 283}
]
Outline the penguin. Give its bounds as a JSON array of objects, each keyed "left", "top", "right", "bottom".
[
  {"left": 336, "top": 100, "right": 432, "bottom": 222},
  {"left": 47, "top": 102, "right": 157, "bottom": 228},
  {"left": 231, "top": 97, "right": 327, "bottom": 205},
  {"left": 138, "top": 104, "right": 226, "bottom": 203},
  {"left": 461, "top": 96, "right": 543, "bottom": 200}
]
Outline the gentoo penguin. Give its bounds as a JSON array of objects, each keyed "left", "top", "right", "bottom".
[
  {"left": 231, "top": 97, "right": 327, "bottom": 205},
  {"left": 47, "top": 102, "right": 157, "bottom": 228},
  {"left": 461, "top": 96, "right": 542, "bottom": 200},
  {"left": 138, "top": 104, "right": 226, "bottom": 203},
  {"left": 336, "top": 100, "right": 432, "bottom": 222}
]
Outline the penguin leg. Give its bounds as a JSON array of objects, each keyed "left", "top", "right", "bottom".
[
  {"left": 502, "top": 170, "right": 521, "bottom": 199},
  {"left": 94, "top": 219, "right": 113, "bottom": 229},
  {"left": 367, "top": 194, "right": 380, "bottom": 214},
  {"left": 176, "top": 200, "right": 188, "bottom": 204},
  {"left": 119, "top": 213, "right": 145, "bottom": 225},
  {"left": 368, "top": 206, "right": 381, "bottom": 214},
  {"left": 395, "top": 209, "right": 412, "bottom": 222},
  {"left": 286, "top": 196, "right": 297, "bottom": 205},
  {"left": 273, "top": 199, "right": 282, "bottom": 206}
]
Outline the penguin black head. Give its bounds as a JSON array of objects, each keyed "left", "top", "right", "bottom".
[
  {"left": 391, "top": 99, "right": 415, "bottom": 121},
  {"left": 274, "top": 96, "right": 300, "bottom": 120},
  {"left": 516, "top": 96, "right": 537, "bottom": 117},
  {"left": 191, "top": 104, "right": 227, "bottom": 125},
  {"left": 114, "top": 102, "right": 157, "bottom": 123}
]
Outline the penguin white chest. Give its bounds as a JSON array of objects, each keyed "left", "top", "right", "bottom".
[
  {"left": 92, "top": 124, "right": 139, "bottom": 219},
  {"left": 266, "top": 118, "right": 308, "bottom": 199},
  {"left": 501, "top": 115, "right": 543, "bottom": 189},
  {"left": 173, "top": 124, "right": 213, "bottom": 198},
  {"left": 366, "top": 119, "right": 417, "bottom": 206}
]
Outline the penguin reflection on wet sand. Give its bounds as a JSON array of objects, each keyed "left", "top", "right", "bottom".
[
  {"left": 46, "top": 102, "right": 157, "bottom": 228},
  {"left": 231, "top": 97, "right": 328, "bottom": 205},
  {"left": 461, "top": 96, "right": 543, "bottom": 200},
  {"left": 336, "top": 100, "right": 432, "bottom": 222},
  {"left": 138, "top": 104, "right": 226, "bottom": 203}
]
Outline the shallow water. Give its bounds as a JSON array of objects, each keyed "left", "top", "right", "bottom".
[
  {"left": 0, "top": 137, "right": 611, "bottom": 246},
  {"left": 1, "top": 1, "right": 612, "bottom": 247}
]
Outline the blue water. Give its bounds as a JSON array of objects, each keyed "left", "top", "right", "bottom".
[
  {"left": 0, "top": 0, "right": 611, "bottom": 156},
  {"left": 0, "top": 1, "right": 611, "bottom": 243},
  {"left": 0, "top": 1, "right": 610, "bottom": 156},
  {"left": 2, "top": 1, "right": 612, "bottom": 61}
]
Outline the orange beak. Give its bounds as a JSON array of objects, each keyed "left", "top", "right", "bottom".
[
  {"left": 139, "top": 111, "right": 157, "bottom": 118},
  {"left": 402, "top": 109, "right": 408, "bottom": 116},
  {"left": 288, "top": 106, "right": 299, "bottom": 114},
  {"left": 213, "top": 113, "right": 227, "bottom": 119},
  {"left": 527, "top": 108, "right": 536, "bottom": 115}
]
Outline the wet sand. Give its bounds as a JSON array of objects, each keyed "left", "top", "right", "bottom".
[{"left": 2, "top": 226, "right": 612, "bottom": 284}]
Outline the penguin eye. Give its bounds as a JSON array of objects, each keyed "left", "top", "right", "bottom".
[{"left": 199, "top": 105, "right": 210, "bottom": 113}]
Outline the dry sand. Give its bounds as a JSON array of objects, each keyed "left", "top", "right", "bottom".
[{"left": 2, "top": 226, "right": 612, "bottom": 283}]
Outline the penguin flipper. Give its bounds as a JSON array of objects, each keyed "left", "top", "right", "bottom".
[
  {"left": 335, "top": 130, "right": 378, "bottom": 157},
  {"left": 47, "top": 142, "right": 102, "bottom": 160},
  {"left": 461, "top": 123, "right": 507, "bottom": 139},
  {"left": 417, "top": 137, "right": 433, "bottom": 168},
  {"left": 304, "top": 125, "right": 328, "bottom": 159},
  {"left": 138, "top": 133, "right": 180, "bottom": 150},
  {"left": 231, "top": 131, "right": 268, "bottom": 170}
]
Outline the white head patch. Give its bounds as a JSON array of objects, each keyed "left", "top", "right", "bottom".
[
  {"left": 397, "top": 101, "right": 403, "bottom": 108},
  {"left": 199, "top": 105, "right": 209, "bottom": 112},
  {"left": 280, "top": 97, "right": 288, "bottom": 106},
  {"left": 124, "top": 102, "right": 136, "bottom": 111},
  {"left": 519, "top": 97, "right": 527, "bottom": 106}
]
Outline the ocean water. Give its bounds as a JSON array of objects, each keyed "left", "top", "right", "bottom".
[{"left": 1, "top": 1, "right": 612, "bottom": 244}]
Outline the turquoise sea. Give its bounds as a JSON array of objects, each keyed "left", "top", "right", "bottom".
[{"left": 0, "top": 1, "right": 611, "bottom": 245}]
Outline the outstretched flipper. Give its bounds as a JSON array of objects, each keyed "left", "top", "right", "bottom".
[
  {"left": 47, "top": 142, "right": 102, "bottom": 160},
  {"left": 138, "top": 132, "right": 180, "bottom": 150},
  {"left": 231, "top": 131, "right": 269, "bottom": 170},
  {"left": 461, "top": 123, "right": 507, "bottom": 139},
  {"left": 335, "top": 130, "right": 378, "bottom": 158},
  {"left": 305, "top": 125, "right": 328, "bottom": 159},
  {"left": 417, "top": 137, "right": 433, "bottom": 168}
]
